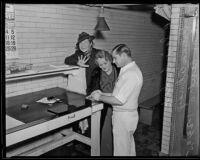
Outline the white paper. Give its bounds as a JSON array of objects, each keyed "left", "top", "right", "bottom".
[
  {"left": 66, "top": 67, "right": 87, "bottom": 95},
  {"left": 36, "top": 97, "right": 60, "bottom": 104},
  {"left": 6, "top": 115, "right": 24, "bottom": 130}
]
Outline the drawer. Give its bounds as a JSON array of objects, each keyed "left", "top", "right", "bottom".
[
  {"left": 65, "top": 107, "right": 91, "bottom": 123},
  {"left": 46, "top": 107, "right": 92, "bottom": 129}
]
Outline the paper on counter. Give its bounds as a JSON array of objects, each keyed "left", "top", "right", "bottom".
[
  {"left": 36, "top": 97, "right": 60, "bottom": 104},
  {"left": 6, "top": 115, "right": 25, "bottom": 130}
]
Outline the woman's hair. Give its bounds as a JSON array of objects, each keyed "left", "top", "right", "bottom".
[
  {"left": 75, "top": 39, "right": 94, "bottom": 51},
  {"left": 95, "top": 50, "right": 113, "bottom": 65},
  {"left": 112, "top": 44, "right": 132, "bottom": 57}
]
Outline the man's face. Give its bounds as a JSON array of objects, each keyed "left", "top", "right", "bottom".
[
  {"left": 112, "top": 52, "right": 124, "bottom": 68},
  {"left": 79, "top": 39, "right": 91, "bottom": 53}
]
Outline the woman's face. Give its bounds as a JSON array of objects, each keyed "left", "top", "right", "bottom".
[
  {"left": 79, "top": 39, "right": 91, "bottom": 53},
  {"left": 96, "top": 58, "right": 112, "bottom": 74}
]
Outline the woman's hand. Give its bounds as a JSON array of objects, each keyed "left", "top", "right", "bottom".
[{"left": 77, "top": 55, "right": 89, "bottom": 67}]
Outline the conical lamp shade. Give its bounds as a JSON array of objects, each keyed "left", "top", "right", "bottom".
[{"left": 94, "top": 17, "right": 110, "bottom": 31}]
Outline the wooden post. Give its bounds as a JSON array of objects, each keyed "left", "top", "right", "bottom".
[{"left": 90, "top": 103, "right": 102, "bottom": 156}]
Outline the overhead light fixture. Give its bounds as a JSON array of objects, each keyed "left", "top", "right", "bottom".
[{"left": 94, "top": 5, "right": 110, "bottom": 31}]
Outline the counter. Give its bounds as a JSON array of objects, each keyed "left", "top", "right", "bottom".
[{"left": 6, "top": 87, "right": 103, "bottom": 157}]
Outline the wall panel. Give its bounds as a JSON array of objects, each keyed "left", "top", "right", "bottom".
[{"left": 6, "top": 4, "right": 165, "bottom": 101}]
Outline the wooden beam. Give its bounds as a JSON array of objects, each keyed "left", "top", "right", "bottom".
[{"left": 18, "top": 131, "right": 76, "bottom": 156}]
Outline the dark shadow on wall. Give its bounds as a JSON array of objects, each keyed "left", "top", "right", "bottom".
[
  {"left": 151, "top": 12, "right": 170, "bottom": 96},
  {"left": 151, "top": 12, "right": 170, "bottom": 28},
  {"left": 150, "top": 12, "right": 171, "bottom": 141},
  {"left": 93, "top": 30, "right": 106, "bottom": 40}
]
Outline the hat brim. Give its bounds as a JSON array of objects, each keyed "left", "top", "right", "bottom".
[{"left": 77, "top": 35, "right": 95, "bottom": 44}]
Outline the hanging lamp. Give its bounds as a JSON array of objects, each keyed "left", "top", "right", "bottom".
[{"left": 94, "top": 5, "right": 110, "bottom": 31}]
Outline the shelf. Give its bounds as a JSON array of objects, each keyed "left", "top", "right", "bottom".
[{"left": 6, "top": 65, "right": 80, "bottom": 82}]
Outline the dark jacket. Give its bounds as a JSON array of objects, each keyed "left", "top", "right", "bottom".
[
  {"left": 88, "top": 64, "right": 120, "bottom": 95},
  {"left": 64, "top": 48, "right": 100, "bottom": 95},
  {"left": 87, "top": 67, "right": 101, "bottom": 95},
  {"left": 88, "top": 64, "right": 120, "bottom": 143}
]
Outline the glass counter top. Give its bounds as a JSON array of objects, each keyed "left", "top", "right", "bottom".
[{"left": 6, "top": 87, "right": 91, "bottom": 135}]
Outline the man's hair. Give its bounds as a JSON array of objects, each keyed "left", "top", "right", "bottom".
[
  {"left": 95, "top": 50, "right": 113, "bottom": 65},
  {"left": 112, "top": 44, "right": 132, "bottom": 57}
]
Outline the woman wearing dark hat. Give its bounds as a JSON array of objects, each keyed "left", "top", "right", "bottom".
[
  {"left": 65, "top": 32, "right": 101, "bottom": 95},
  {"left": 65, "top": 32, "right": 104, "bottom": 150}
]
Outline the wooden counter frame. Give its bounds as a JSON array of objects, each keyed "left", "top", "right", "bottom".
[{"left": 6, "top": 103, "right": 103, "bottom": 157}]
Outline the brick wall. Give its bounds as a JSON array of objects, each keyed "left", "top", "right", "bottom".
[
  {"left": 5, "top": 4, "right": 165, "bottom": 100},
  {"left": 161, "top": 4, "right": 199, "bottom": 155},
  {"left": 161, "top": 4, "right": 180, "bottom": 155}
]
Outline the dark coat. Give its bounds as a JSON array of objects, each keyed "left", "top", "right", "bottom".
[
  {"left": 87, "top": 67, "right": 101, "bottom": 95},
  {"left": 64, "top": 48, "right": 100, "bottom": 95},
  {"left": 88, "top": 64, "right": 120, "bottom": 95},
  {"left": 88, "top": 64, "right": 120, "bottom": 156}
]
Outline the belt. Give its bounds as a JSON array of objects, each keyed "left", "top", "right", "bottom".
[{"left": 113, "top": 108, "right": 137, "bottom": 112}]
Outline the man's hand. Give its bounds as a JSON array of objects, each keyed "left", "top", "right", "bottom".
[
  {"left": 91, "top": 90, "right": 102, "bottom": 95},
  {"left": 90, "top": 91, "right": 101, "bottom": 101},
  {"left": 86, "top": 90, "right": 102, "bottom": 101},
  {"left": 77, "top": 55, "right": 89, "bottom": 67}
]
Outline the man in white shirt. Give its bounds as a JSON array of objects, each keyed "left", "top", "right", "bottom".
[{"left": 90, "top": 44, "right": 143, "bottom": 156}]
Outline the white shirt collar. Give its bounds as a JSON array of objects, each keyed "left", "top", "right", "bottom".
[{"left": 120, "top": 61, "right": 135, "bottom": 73}]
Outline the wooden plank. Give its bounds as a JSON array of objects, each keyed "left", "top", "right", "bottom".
[
  {"left": 6, "top": 133, "right": 62, "bottom": 157},
  {"left": 91, "top": 107, "right": 101, "bottom": 156},
  {"left": 74, "top": 133, "right": 91, "bottom": 146},
  {"left": 18, "top": 131, "right": 76, "bottom": 156},
  {"left": 7, "top": 127, "right": 73, "bottom": 157}
]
